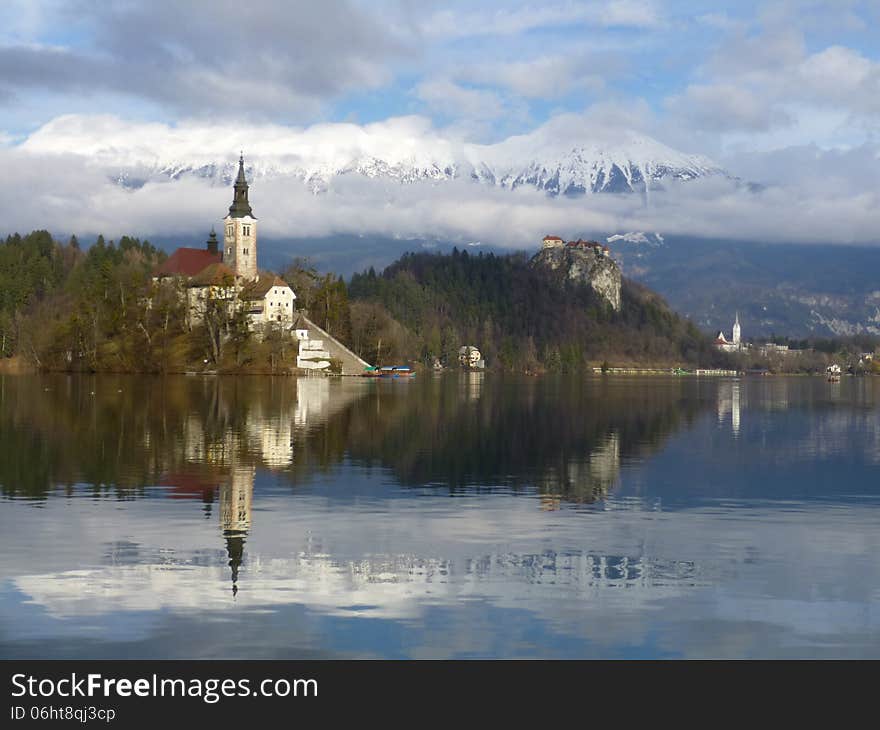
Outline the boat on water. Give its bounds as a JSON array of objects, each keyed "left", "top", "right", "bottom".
[
  {"left": 826, "top": 364, "right": 842, "bottom": 382},
  {"left": 378, "top": 366, "right": 416, "bottom": 379}
]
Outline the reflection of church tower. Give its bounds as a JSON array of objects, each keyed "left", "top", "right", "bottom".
[
  {"left": 220, "top": 466, "right": 255, "bottom": 596},
  {"left": 717, "top": 380, "right": 741, "bottom": 437},
  {"left": 731, "top": 380, "right": 740, "bottom": 436}
]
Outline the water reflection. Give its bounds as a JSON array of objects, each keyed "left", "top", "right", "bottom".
[
  {"left": 717, "top": 379, "right": 741, "bottom": 436},
  {"left": 2, "top": 373, "right": 880, "bottom": 658}
]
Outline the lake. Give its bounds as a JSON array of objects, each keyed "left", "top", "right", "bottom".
[{"left": 1, "top": 372, "right": 879, "bottom": 659}]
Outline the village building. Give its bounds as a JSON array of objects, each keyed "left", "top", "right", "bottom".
[
  {"left": 240, "top": 275, "right": 297, "bottom": 329},
  {"left": 714, "top": 313, "right": 743, "bottom": 352},
  {"left": 459, "top": 345, "right": 485, "bottom": 369},
  {"left": 758, "top": 342, "right": 790, "bottom": 356},
  {"left": 185, "top": 260, "right": 237, "bottom": 327}
]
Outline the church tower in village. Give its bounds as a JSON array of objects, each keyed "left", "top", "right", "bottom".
[
  {"left": 732, "top": 312, "right": 741, "bottom": 347},
  {"left": 223, "top": 154, "right": 258, "bottom": 281}
]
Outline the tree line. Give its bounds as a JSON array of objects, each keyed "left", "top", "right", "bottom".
[
  {"left": 0, "top": 231, "right": 739, "bottom": 373},
  {"left": 345, "top": 248, "right": 730, "bottom": 371}
]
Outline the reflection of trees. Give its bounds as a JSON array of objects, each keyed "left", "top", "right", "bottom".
[
  {"left": 340, "top": 375, "right": 709, "bottom": 503},
  {"left": 0, "top": 374, "right": 712, "bottom": 507},
  {"left": 0, "top": 375, "right": 358, "bottom": 499}
]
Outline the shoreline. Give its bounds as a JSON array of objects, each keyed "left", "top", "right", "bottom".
[{"left": 2, "top": 362, "right": 866, "bottom": 378}]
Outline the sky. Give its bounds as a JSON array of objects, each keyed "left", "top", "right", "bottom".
[{"left": 0, "top": 0, "right": 879, "bottom": 250}]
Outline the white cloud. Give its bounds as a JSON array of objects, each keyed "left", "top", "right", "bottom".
[
  {"left": 0, "top": 0, "right": 408, "bottom": 120},
  {"left": 419, "top": 0, "right": 664, "bottom": 39},
  {"left": 457, "top": 55, "right": 609, "bottom": 99},
  {"left": 4, "top": 113, "right": 880, "bottom": 250},
  {"left": 415, "top": 79, "right": 509, "bottom": 121},
  {"left": 669, "top": 83, "right": 794, "bottom": 132},
  {"left": 668, "top": 22, "right": 880, "bottom": 149}
]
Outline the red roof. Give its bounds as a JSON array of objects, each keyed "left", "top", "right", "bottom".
[
  {"left": 154, "top": 248, "right": 221, "bottom": 277},
  {"left": 159, "top": 472, "right": 221, "bottom": 500}
]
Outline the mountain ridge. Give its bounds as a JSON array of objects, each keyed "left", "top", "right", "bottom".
[{"left": 23, "top": 114, "right": 726, "bottom": 196}]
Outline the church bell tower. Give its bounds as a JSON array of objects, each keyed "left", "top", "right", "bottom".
[
  {"left": 223, "top": 154, "right": 258, "bottom": 281},
  {"left": 732, "top": 312, "right": 741, "bottom": 347}
]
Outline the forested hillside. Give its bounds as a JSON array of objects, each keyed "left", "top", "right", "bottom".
[
  {"left": 0, "top": 232, "right": 729, "bottom": 373},
  {"left": 346, "top": 249, "right": 727, "bottom": 371}
]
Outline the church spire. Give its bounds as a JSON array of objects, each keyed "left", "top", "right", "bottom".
[
  {"left": 228, "top": 153, "right": 255, "bottom": 218},
  {"left": 225, "top": 533, "right": 244, "bottom": 597},
  {"left": 206, "top": 227, "right": 218, "bottom": 254}
]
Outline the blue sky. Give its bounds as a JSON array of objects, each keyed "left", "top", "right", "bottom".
[
  {"left": 0, "top": 1, "right": 878, "bottom": 247},
  {"left": 3, "top": 0, "right": 878, "bottom": 152}
]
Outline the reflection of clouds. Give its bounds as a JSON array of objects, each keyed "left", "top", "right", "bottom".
[
  {"left": 12, "top": 548, "right": 701, "bottom": 623},
  {"left": 6, "top": 489, "right": 880, "bottom": 657},
  {"left": 7, "top": 375, "right": 880, "bottom": 657}
]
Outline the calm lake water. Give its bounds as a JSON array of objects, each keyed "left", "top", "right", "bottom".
[{"left": 1, "top": 372, "right": 879, "bottom": 658}]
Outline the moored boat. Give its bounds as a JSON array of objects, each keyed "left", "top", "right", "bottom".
[{"left": 378, "top": 366, "right": 416, "bottom": 378}]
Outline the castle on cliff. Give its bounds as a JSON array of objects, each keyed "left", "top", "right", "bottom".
[{"left": 534, "top": 234, "right": 621, "bottom": 311}]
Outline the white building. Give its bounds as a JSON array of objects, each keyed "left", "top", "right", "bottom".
[
  {"left": 240, "top": 275, "right": 297, "bottom": 329},
  {"left": 459, "top": 345, "right": 485, "bottom": 369},
  {"left": 714, "top": 313, "right": 743, "bottom": 352}
]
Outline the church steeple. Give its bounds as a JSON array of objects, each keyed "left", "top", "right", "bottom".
[
  {"left": 228, "top": 154, "right": 255, "bottom": 219},
  {"left": 223, "top": 154, "right": 258, "bottom": 280},
  {"left": 206, "top": 227, "right": 218, "bottom": 255},
  {"left": 225, "top": 533, "right": 244, "bottom": 597}
]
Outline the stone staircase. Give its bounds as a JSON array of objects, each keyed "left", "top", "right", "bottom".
[{"left": 294, "top": 314, "right": 371, "bottom": 376}]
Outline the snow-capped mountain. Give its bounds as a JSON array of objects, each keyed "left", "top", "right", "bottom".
[
  {"left": 606, "top": 232, "right": 665, "bottom": 246},
  {"left": 23, "top": 114, "right": 726, "bottom": 196},
  {"left": 470, "top": 129, "right": 722, "bottom": 195}
]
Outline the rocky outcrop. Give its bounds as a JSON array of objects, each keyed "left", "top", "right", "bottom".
[{"left": 530, "top": 244, "right": 622, "bottom": 311}]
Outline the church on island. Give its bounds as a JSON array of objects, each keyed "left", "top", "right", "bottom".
[{"left": 153, "top": 155, "right": 370, "bottom": 375}]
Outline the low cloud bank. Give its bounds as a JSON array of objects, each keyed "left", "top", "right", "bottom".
[{"left": 2, "top": 115, "right": 878, "bottom": 249}]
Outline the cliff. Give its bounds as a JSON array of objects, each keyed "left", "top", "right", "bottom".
[{"left": 530, "top": 244, "right": 622, "bottom": 311}]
